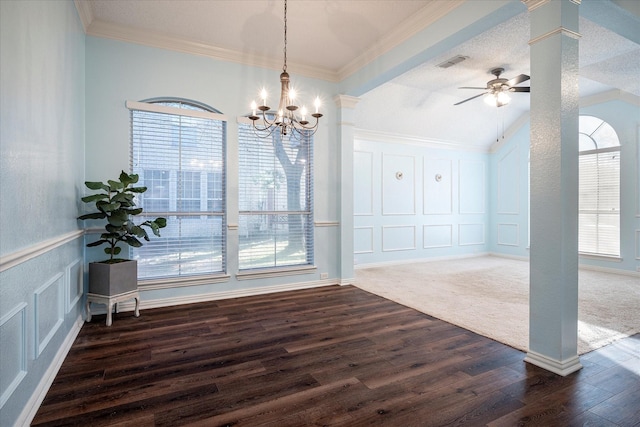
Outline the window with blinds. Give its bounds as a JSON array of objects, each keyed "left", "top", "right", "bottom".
[
  {"left": 238, "top": 123, "right": 314, "bottom": 270},
  {"left": 128, "top": 99, "right": 226, "bottom": 280},
  {"left": 578, "top": 116, "right": 620, "bottom": 257}
]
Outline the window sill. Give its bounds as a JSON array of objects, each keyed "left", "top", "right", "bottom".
[
  {"left": 236, "top": 265, "right": 317, "bottom": 281},
  {"left": 138, "top": 273, "right": 231, "bottom": 290},
  {"left": 579, "top": 253, "right": 622, "bottom": 262}
]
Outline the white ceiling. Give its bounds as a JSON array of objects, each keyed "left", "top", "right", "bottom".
[{"left": 77, "top": 0, "right": 640, "bottom": 150}]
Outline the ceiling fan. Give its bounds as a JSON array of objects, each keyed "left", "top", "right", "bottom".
[{"left": 454, "top": 67, "right": 530, "bottom": 107}]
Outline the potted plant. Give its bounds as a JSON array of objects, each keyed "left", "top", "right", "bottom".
[{"left": 78, "top": 171, "right": 167, "bottom": 297}]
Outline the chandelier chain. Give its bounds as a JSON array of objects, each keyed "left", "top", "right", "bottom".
[{"left": 283, "top": 0, "right": 287, "bottom": 72}]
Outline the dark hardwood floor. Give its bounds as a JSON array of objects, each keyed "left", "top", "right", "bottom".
[{"left": 32, "top": 285, "right": 640, "bottom": 426}]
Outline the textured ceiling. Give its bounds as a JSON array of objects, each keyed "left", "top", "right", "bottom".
[{"left": 78, "top": 0, "right": 640, "bottom": 150}]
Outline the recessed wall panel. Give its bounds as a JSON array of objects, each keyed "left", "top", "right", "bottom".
[
  {"left": 459, "top": 223, "right": 485, "bottom": 246},
  {"left": 497, "top": 223, "right": 519, "bottom": 246},
  {"left": 66, "top": 258, "right": 83, "bottom": 312},
  {"left": 497, "top": 148, "right": 520, "bottom": 214},
  {"left": 423, "top": 224, "right": 453, "bottom": 248},
  {"left": 382, "top": 225, "right": 416, "bottom": 252},
  {"left": 34, "top": 273, "right": 64, "bottom": 357},
  {"left": 424, "top": 158, "right": 452, "bottom": 214},
  {"left": 354, "top": 151, "right": 373, "bottom": 215},
  {"left": 459, "top": 160, "right": 485, "bottom": 214},
  {"left": 354, "top": 226, "right": 374, "bottom": 254},
  {"left": 382, "top": 154, "right": 415, "bottom": 215},
  {"left": 0, "top": 303, "right": 27, "bottom": 409}
]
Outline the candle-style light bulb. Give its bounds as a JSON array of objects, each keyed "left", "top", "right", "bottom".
[
  {"left": 251, "top": 100, "right": 257, "bottom": 116},
  {"left": 300, "top": 106, "right": 308, "bottom": 122},
  {"left": 314, "top": 97, "right": 321, "bottom": 114},
  {"left": 260, "top": 88, "right": 268, "bottom": 106}
]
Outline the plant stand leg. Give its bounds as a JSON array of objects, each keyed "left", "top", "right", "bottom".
[
  {"left": 134, "top": 296, "right": 140, "bottom": 317},
  {"left": 106, "top": 301, "right": 114, "bottom": 327},
  {"left": 86, "top": 299, "right": 92, "bottom": 322}
]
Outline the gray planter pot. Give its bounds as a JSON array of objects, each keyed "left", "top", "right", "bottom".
[{"left": 88, "top": 260, "right": 138, "bottom": 296}]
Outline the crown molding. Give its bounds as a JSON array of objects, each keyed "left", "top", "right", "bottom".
[
  {"left": 85, "top": 20, "right": 339, "bottom": 82},
  {"left": 334, "top": 95, "right": 361, "bottom": 109},
  {"left": 580, "top": 89, "right": 640, "bottom": 107},
  {"left": 337, "top": 0, "right": 464, "bottom": 81},
  {"left": 354, "top": 128, "right": 489, "bottom": 153},
  {"left": 73, "top": 0, "right": 93, "bottom": 33}
]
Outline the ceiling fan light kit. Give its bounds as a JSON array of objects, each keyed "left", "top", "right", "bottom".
[{"left": 455, "top": 67, "right": 530, "bottom": 107}]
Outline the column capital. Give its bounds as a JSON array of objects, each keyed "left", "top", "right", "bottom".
[
  {"left": 334, "top": 95, "right": 360, "bottom": 110},
  {"left": 522, "top": 0, "right": 580, "bottom": 12}
]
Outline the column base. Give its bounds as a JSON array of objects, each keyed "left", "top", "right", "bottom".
[{"left": 525, "top": 350, "right": 582, "bottom": 376}]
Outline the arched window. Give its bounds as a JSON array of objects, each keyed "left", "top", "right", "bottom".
[
  {"left": 127, "top": 98, "right": 227, "bottom": 280},
  {"left": 578, "top": 116, "right": 620, "bottom": 257}
]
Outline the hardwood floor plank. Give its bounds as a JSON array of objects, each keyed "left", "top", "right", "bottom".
[{"left": 32, "top": 285, "right": 640, "bottom": 426}]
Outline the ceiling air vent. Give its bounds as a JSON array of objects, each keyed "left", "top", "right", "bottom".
[{"left": 436, "top": 55, "right": 468, "bottom": 69}]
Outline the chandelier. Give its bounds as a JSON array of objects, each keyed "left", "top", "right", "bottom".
[
  {"left": 249, "top": 0, "right": 322, "bottom": 137},
  {"left": 484, "top": 88, "right": 511, "bottom": 107}
]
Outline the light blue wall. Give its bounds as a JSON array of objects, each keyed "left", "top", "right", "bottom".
[
  {"left": 353, "top": 137, "right": 489, "bottom": 266},
  {"left": 0, "top": 1, "right": 85, "bottom": 425},
  {"left": 85, "top": 36, "right": 342, "bottom": 300},
  {"left": 488, "top": 99, "right": 640, "bottom": 273}
]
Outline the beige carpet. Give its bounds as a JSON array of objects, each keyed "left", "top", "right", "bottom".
[{"left": 355, "top": 256, "right": 640, "bottom": 355}]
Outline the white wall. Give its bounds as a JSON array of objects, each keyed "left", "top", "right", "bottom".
[
  {"left": 353, "top": 134, "right": 489, "bottom": 266},
  {"left": 85, "top": 36, "right": 343, "bottom": 302},
  {"left": 488, "top": 98, "right": 640, "bottom": 274},
  {"left": 0, "top": 1, "right": 85, "bottom": 425}
]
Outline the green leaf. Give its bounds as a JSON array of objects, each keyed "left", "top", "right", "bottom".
[
  {"left": 85, "top": 181, "right": 109, "bottom": 191},
  {"left": 155, "top": 217, "right": 167, "bottom": 228},
  {"left": 128, "top": 186, "right": 148, "bottom": 193},
  {"left": 81, "top": 193, "right": 108, "bottom": 203},
  {"left": 112, "top": 192, "right": 133, "bottom": 203},
  {"left": 105, "top": 246, "right": 122, "bottom": 255},
  {"left": 107, "top": 210, "right": 128, "bottom": 227},
  {"left": 124, "top": 236, "right": 143, "bottom": 247},
  {"left": 100, "top": 202, "right": 121, "bottom": 213},
  {"left": 108, "top": 180, "right": 124, "bottom": 191},
  {"left": 127, "top": 208, "right": 143, "bottom": 216},
  {"left": 131, "top": 225, "right": 147, "bottom": 238},
  {"left": 87, "top": 239, "right": 108, "bottom": 247},
  {"left": 119, "top": 170, "right": 133, "bottom": 186},
  {"left": 77, "top": 212, "right": 106, "bottom": 220}
]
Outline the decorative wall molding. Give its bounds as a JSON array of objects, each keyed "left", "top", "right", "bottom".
[
  {"left": 17, "top": 315, "right": 84, "bottom": 427},
  {"left": 334, "top": 95, "right": 361, "bottom": 109},
  {"left": 458, "top": 223, "right": 485, "bottom": 246},
  {"left": 497, "top": 147, "right": 520, "bottom": 214},
  {"left": 0, "top": 230, "right": 83, "bottom": 273},
  {"left": 354, "top": 150, "right": 374, "bottom": 216},
  {"left": 0, "top": 303, "right": 27, "bottom": 409},
  {"left": 314, "top": 221, "right": 340, "bottom": 227},
  {"left": 423, "top": 158, "right": 453, "bottom": 215},
  {"left": 354, "top": 226, "right": 374, "bottom": 254},
  {"left": 382, "top": 225, "right": 416, "bottom": 252},
  {"left": 382, "top": 153, "right": 415, "bottom": 215},
  {"left": 34, "top": 273, "right": 64, "bottom": 358},
  {"left": 528, "top": 27, "right": 581, "bottom": 46},
  {"left": 458, "top": 160, "right": 486, "bottom": 214},
  {"left": 65, "top": 258, "right": 83, "bottom": 313},
  {"left": 497, "top": 223, "right": 520, "bottom": 247},
  {"left": 423, "top": 224, "right": 453, "bottom": 249}
]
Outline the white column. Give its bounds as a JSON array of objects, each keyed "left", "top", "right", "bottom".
[
  {"left": 522, "top": 0, "right": 582, "bottom": 376},
  {"left": 335, "top": 95, "right": 360, "bottom": 285}
]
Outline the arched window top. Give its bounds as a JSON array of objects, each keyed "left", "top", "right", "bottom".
[
  {"left": 579, "top": 115, "right": 620, "bottom": 152},
  {"left": 141, "top": 97, "right": 222, "bottom": 114}
]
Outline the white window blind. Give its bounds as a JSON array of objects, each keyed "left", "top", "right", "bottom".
[
  {"left": 128, "top": 99, "right": 226, "bottom": 279},
  {"left": 238, "top": 123, "right": 314, "bottom": 270},
  {"left": 578, "top": 116, "right": 620, "bottom": 257}
]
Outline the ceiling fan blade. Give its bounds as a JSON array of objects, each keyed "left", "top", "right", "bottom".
[
  {"left": 507, "top": 74, "right": 530, "bottom": 86},
  {"left": 458, "top": 86, "right": 487, "bottom": 90},
  {"left": 511, "top": 87, "right": 530, "bottom": 92},
  {"left": 454, "top": 92, "right": 488, "bottom": 106}
]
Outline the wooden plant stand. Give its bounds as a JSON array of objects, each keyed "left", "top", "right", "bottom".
[{"left": 86, "top": 290, "right": 140, "bottom": 326}]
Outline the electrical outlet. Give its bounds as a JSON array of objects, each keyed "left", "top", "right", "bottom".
[{"left": 320, "top": 272, "right": 329, "bottom": 279}]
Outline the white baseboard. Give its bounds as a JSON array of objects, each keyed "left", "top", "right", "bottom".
[
  {"left": 578, "top": 263, "right": 640, "bottom": 277},
  {"left": 18, "top": 315, "right": 84, "bottom": 427},
  {"left": 524, "top": 350, "right": 583, "bottom": 377},
  {"left": 116, "top": 279, "right": 338, "bottom": 312}
]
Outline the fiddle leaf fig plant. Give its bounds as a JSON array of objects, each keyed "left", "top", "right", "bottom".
[{"left": 78, "top": 170, "right": 167, "bottom": 263}]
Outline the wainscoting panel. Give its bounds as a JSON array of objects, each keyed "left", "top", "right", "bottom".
[
  {"left": 354, "top": 151, "right": 374, "bottom": 216},
  {"left": 459, "top": 160, "right": 485, "bottom": 214},
  {"left": 382, "top": 225, "right": 416, "bottom": 252},
  {"left": 34, "top": 273, "right": 64, "bottom": 358},
  {"left": 66, "top": 258, "right": 83, "bottom": 313},
  {"left": 423, "top": 224, "right": 453, "bottom": 249},
  {"left": 459, "top": 223, "right": 485, "bottom": 246},
  {"left": 497, "top": 223, "right": 520, "bottom": 246},
  {"left": 0, "top": 303, "right": 27, "bottom": 409},
  {"left": 424, "top": 158, "right": 452, "bottom": 214},
  {"left": 354, "top": 227, "right": 374, "bottom": 254},
  {"left": 497, "top": 147, "right": 520, "bottom": 214},
  {"left": 382, "top": 154, "right": 415, "bottom": 215}
]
